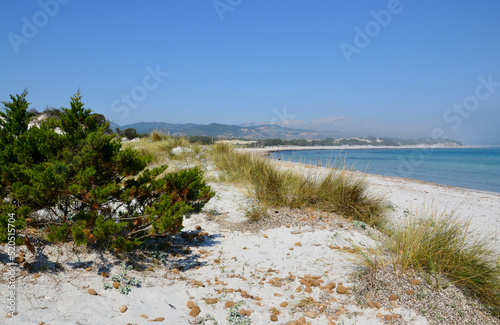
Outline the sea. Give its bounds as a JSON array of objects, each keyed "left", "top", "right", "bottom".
[{"left": 269, "top": 147, "right": 500, "bottom": 194}]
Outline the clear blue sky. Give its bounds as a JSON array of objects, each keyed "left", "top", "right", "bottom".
[{"left": 1, "top": 0, "right": 500, "bottom": 144}]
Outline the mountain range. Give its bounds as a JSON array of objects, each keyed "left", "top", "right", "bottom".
[
  {"left": 111, "top": 121, "right": 342, "bottom": 140},
  {"left": 111, "top": 116, "right": 457, "bottom": 143}
]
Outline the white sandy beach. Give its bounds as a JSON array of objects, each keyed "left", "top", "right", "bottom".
[{"left": 1, "top": 159, "right": 499, "bottom": 324}]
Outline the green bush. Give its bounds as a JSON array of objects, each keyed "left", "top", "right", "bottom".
[{"left": 0, "top": 90, "right": 214, "bottom": 251}]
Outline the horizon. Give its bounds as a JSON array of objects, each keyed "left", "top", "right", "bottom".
[{"left": 2, "top": 1, "right": 500, "bottom": 145}]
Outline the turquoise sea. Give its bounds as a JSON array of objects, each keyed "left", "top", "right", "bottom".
[{"left": 269, "top": 147, "right": 500, "bottom": 194}]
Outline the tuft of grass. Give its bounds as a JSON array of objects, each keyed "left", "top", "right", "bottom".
[
  {"left": 123, "top": 133, "right": 204, "bottom": 165},
  {"left": 211, "top": 143, "right": 386, "bottom": 228},
  {"left": 353, "top": 245, "right": 389, "bottom": 275},
  {"left": 150, "top": 128, "right": 169, "bottom": 142},
  {"left": 391, "top": 210, "right": 500, "bottom": 316},
  {"left": 245, "top": 205, "right": 267, "bottom": 221}
]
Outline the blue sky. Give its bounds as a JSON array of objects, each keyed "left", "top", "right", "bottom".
[{"left": 1, "top": 0, "right": 500, "bottom": 144}]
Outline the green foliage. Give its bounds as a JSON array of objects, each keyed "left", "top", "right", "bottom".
[
  {"left": 123, "top": 128, "right": 138, "bottom": 140},
  {"left": 46, "top": 223, "right": 69, "bottom": 243},
  {"left": 0, "top": 204, "right": 29, "bottom": 245},
  {"left": 0, "top": 90, "right": 214, "bottom": 250},
  {"left": 103, "top": 262, "right": 141, "bottom": 294}
]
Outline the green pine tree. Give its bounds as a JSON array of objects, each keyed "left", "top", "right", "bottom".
[{"left": 0, "top": 90, "right": 214, "bottom": 251}]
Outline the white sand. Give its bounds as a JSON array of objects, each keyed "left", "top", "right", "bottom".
[{"left": 2, "top": 159, "right": 499, "bottom": 324}]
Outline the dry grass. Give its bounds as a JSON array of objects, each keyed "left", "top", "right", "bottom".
[
  {"left": 150, "top": 128, "right": 169, "bottom": 142},
  {"left": 123, "top": 132, "right": 203, "bottom": 165},
  {"left": 390, "top": 209, "right": 500, "bottom": 316},
  {"left": 210, "top": 143, "right": 386, "bottom": 228}
]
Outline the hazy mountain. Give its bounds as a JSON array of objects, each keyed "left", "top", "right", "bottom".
[
  {"left": 241, "top": 116, "right": 356, "bottom": 134},
  {"left": 113, "top": 121, "right": 339, "bottom": 140},
  {"left": 113, "top": 116, "right": 461, "bottom": 144}
]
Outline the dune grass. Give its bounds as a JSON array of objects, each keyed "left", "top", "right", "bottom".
[
  {"left": 123, "top": 130, "right": 203, "bottom": 164},
  {"left": 390, "top": 210, "right": 500, "bottom": 316},
  {"left": 211, "top": 143, "right": 386, "bottom": 228}
]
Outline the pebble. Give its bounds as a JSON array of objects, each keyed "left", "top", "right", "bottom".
[
  {"left": 325, "top": 282, "right": 336, "bottom": 290},
  {"left": 119, "top": 305, "right": 127, "bottom": 313},
  {"left": 206, "top": 298, "right": 218, "bottom": 304},
  {"left": 336, "top": 285, "right": 347, "bottom": 294},
  {"left": 189, "top": 305, "right": 201, "bottom": 317},
  {"left": 187, "top": 301, "right": 195, "bottom": 309},
  {"left": 88, "top": 288, "right": 97, "bottom": 295}
]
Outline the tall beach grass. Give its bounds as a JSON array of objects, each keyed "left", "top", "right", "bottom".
[
  {"left": 211, "top": 143, "right": 386, "bottom": 228},
  {"left": 391, "top": 210, "right": 500, "bottom": 315}
]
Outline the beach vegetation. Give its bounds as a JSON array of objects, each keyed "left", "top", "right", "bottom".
[
  {"left": 122, "top": 130, "right": 208, "bottom": 165},
  {"left": 390, "top": 209, "right": 500, "bottom": 316},
  {"left": 210, "top": 143, "right": 386, "bottom": 227},
  {"left": 0, "top": 90, "right": 213, "bottom": 251}
]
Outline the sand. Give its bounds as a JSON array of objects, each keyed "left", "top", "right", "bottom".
[{"left": 1, "top": 158, "right": 499, "bottom": 324}]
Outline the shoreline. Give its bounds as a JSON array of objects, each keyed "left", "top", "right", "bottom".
[
  {"left": 268, "top": 158, "right": 500, "bottom": 253},
  {"left": 270, "top": 157, "right": 500, "bottom": 198},
  {"left": 245, "top": 144, "right": 493, "bottom": 153},
  {"left": 244, "top": 146, "right": 500, "bottom": 196}
]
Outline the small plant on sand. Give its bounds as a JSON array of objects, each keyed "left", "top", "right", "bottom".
[
  {"left": 192, "top": 314, "right": 219, "bottom": 325},
  {"left": 211, "top": 143, "right": 386, "bottom": 228},
  {"left": 103, "top": 262, "right": 141, "bottom": 294},
  {"left": 391, "top": 209, "right": 500, "bottom": 316},
  {"left": 352, "top": 220, "right": 367, "bottom": 230},
  {"left": 353, "top": 245, "right": 389, "bottom": 275},
  {"left": 227, "top": 301, "right": 252, "bottom": 325},
  {"left": 245, "top": 205, "right": 267, "bottom": 221}
]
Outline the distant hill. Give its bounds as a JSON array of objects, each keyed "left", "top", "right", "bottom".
[
  {"left": 113, "top": 121, "right": 340, "bottom": 140},
  {"left": 112, "top": 120, "right": 462, "bottom": 146}
]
